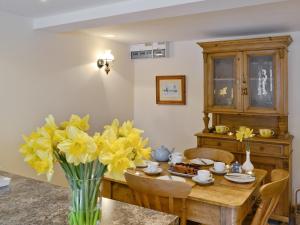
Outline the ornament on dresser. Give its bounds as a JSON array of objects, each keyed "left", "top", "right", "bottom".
[{"left": 236, "top": 126, "right": 255, "bottom": 173}]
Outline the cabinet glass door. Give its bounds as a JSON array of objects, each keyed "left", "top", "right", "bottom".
[
  {"left": 207, "top": 52, "right": 242, "bottom": 112},
  {"left": 243, "top": 50, "right": 280, "bottom": 113}
]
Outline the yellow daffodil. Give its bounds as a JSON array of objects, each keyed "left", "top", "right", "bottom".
[
  {"left": 53, "top": 130, "right": 67, "bottom": 146},
  {"left": 57, "top": 126, "right": 97, "bottom": 165},
  {"left": 44, "top": 114, "right": 58, "bottom": 138},
  {"left": 119, "top": 120, "right": 143, "bottom": 137},
  {"left": 20, "top": 115, "right": 152, "bottom": 181},
  {"left": 236, "top": 127, "right": 255, "bottom": 142},
  {"left": 20, "top": 127, "right": 54, "bottom": 181},
  {"left": 61, "top": 114, "right": 90, "bottom": 131},
  {"left": 244, "top": 128, "right": 255, "bottom": 139}
]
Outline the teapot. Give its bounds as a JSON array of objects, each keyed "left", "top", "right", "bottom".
[{"left": 152, "top": 145, "right": 174, "bottom": 162}]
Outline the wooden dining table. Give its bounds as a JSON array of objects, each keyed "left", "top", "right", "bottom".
[{"left": 102, "top": 163, "right": 267, "bottom": 225}]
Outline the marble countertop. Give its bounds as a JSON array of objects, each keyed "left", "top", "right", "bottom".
[{"left": 0, "top": 171, "right": 179, "bottom": 225}]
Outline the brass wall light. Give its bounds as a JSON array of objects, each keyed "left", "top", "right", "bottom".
[{"left": 97, "top": 50, "right": 114, "bottom": 75}]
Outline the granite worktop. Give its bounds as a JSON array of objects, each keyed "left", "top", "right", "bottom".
[{"left": 0, "top": 171, "right": 179, "bottom": 225}]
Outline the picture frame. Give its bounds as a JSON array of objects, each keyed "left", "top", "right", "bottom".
[{"left": 156, "top": 75, "right": 186, "bottom": 105}]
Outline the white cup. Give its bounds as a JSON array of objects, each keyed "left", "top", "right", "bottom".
[
  {"left": 214, "top": 162, "right": 225, "bottom": 172},
  {"left": 169, "top": 153, "right": 183, "bottom": 164},
  {"left": 196, "top": 170, "right": 212, "bottom": 182},
  {"left": 147, "top": 162, "right": 159, "bottom": 172}
]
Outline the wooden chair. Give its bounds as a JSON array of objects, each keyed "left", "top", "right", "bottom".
[
  {"left": 250, "top": 169, "right": 289, "bottom": 225},
  {"left": 124, "top": 171, "right": 192, "bottom": 225},
  {"left": 184, "top": 147, "right": 235, "bottom": 164}
]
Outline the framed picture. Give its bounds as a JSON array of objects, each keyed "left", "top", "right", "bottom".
[{"left": 156, "top": 75, "right": 186, "bottom": 105}]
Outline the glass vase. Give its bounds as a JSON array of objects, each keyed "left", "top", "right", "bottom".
[{"left": 68, "top": 177, "right": 102, "bottom": 225}]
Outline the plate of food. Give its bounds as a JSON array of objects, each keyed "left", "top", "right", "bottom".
[
  {"left": 190, "top": 158, "right": 214, "bottom": 166},
  {"left": 168, "top": 163, "right": 200, "bottom": 177}
]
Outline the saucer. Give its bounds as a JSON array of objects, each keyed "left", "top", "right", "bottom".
[
  {"left": 192, "top": 176, "right": 214, "bottom": 185},
  {"left": 143, "top": 167, "right": 162, "bottom": 175},
  {"left": 209, "top": 167, "right": 228, "bottom": 175},
  {"left": 136, "top": 161, "right": 148, "bottom": 168}
]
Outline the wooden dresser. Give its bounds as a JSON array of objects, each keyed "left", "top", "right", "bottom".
[{"left": 196, "top": 36, "right": 293, "bottom": 223}]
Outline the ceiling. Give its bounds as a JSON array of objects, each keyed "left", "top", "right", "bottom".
[
  {"left": 0, "top": 0, "right": 128, "bottom": 17},
  {"left": 0, "top": 0, "right": 298, "bottom": 44},
  {"left": 80, "top": 0, "right": 300, "bottom": 43}
]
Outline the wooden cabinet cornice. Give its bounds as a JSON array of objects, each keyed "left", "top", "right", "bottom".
[
  {"left": 198, "top": 36, "right": 292, "bottom": 53},
  {"left": 196, "top": 35, "right": 293, "bottom": 223}
]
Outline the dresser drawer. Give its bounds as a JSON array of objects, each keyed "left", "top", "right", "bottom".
[
  {"left": 200, "top": 138, "right": 238, "bottom": 152},
  {"left": 247, "top": 142, "right": 284, "bottom": 157}
]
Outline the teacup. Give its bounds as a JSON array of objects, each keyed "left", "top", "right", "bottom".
[
  {"left": 215, "top": 125, "right": 229, "bottom": 134},
  {"left": 147, "top": 162, "right": 159, "bottom": 172},
  {"left": 169, "top": 153, "right": 183, "bottom": 164},
  {"left": 259, "top": 129, "right": 275, "bottom": 138},
  {"left": 214, "top": 162, "right": 226, "bottom": 172},
  {"left": 196, "top": 170, "right": 212, "bottom": 182}
]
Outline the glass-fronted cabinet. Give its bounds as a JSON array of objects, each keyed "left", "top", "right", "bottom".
[
  {"left": 243, "top": 50, "right": 280, "bottom": 113},
  {"left": 204, "top": 49, "right": 284, "bottom": 115},
  {"left": 206, "top": 52, "right": 242, "bottom": 112}
]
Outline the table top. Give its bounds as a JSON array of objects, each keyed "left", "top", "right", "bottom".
[
  {"left": 104, "top": 162, "right": 267, "bottom": 208},
  {"left": 0, "top": 171, "right": 179, "bottom": 225}
]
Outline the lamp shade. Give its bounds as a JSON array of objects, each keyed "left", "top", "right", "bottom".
[{"left": 102, "top": 50, "right": 114, "bottom": 61}]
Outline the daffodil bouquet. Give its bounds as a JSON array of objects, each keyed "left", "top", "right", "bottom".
[
  {"left": 20, "top": 115, "right": 151, "bottom": 225},
  {"left": 236, "top": 126, "right": 255, "bottom": 151}
]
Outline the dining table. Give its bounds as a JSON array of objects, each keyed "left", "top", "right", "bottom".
[
  {"left": 0, "top": 171, "right": 179, "bottom": 225},
  {"left": 102, "top": 162, "right": 267, "bottom": 225}
]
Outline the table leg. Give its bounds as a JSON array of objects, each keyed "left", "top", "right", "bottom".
[{"left": 220, "top": 207, "right": 242, "bottom": 225}]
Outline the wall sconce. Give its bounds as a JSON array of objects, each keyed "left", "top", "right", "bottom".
[{"left": 97, "top": 50, "right": 114, "bottom": 75}]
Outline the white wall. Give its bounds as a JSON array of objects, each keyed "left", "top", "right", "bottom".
[
  {"left": 133, "top": 32, "right": 300, "bottom": 194},
  {"left": 0, "top": 11, "right": 134, "bottom": 186},
  {"left": 133, "top": 41, "right": 203, "bottom": 152}
]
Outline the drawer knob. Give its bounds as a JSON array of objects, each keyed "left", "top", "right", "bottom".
[
  {"left": 217, "top": 142, "right": 221, "bottom": 146},
  {"left": 259, "top": 147, "right": 264, "bottom": 151}
]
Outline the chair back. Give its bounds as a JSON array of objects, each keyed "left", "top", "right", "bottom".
[
  {"left": 124, "top": 171, "right": 192, "bottom": 225},
  {"left": 184, "top": 147, "right": 235, "bottom": 164},
  {"left": 251, "top": 169, "right": 289, "bottom": 225}
]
